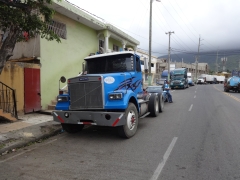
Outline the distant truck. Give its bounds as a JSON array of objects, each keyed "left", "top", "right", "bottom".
[
  {"left": 187, "top": 72, "right": 194, "bottom": 86},
  {"left": 161, "top": 70, "right": 172, "bottom": 80},
  {"left": 205, "top": 75, "right": 214, "bottom": 84},
  {"left": 224, "top": 76, "right": 240, "bottom": 93},
  {"left": 170, "top": 68, "right": 188, "bottom": 89},
  {"left": 216, "top": 76, "right": 225, "bottom": 84},
  {"left": 197, "top": 76, "right": 206, "bottom": 84}
]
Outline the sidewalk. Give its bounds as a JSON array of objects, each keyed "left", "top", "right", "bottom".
[{"left": 0, "top": 112, "right": 62, "bottom": 155}]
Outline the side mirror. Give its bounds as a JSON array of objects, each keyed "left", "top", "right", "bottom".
[
  {"left": 82, "top": 62, "right": 85, "bottom": 72},
  {"left": 60, "top": 76, "right": 66, "bottom": 83}
]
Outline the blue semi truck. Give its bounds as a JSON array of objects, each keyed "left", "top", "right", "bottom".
[
  {"left": 224, "top": 76, "right": 240, "bottom": 93},
  {"left": 170, "top": 68, "right": 189, "bottom": 89},
  {"left": 52, "top": 51, "right": 164, "bottom": 138}
]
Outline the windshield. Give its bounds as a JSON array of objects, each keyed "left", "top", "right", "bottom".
[
  {"left": 173, "top": 74, "right": 184, "bottom": 80},
  {"left": 85, "top": 54, "right": 134, "bottom": 74}
]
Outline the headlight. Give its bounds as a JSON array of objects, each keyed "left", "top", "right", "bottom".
[
  {"left": 180, "top": 82, "right": 183, "bottom": 85},
  {"left": 57, "top": 96, "right": 68, "bottom": 102},
  {"left": 109, "top": 93, "right": 123, "bottom": 100}
]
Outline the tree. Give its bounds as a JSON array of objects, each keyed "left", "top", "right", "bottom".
[{"left": 0, "top": 0, "right": 61, "bottom": 74}]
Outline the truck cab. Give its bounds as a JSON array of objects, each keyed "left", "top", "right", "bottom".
[
  {"left": 224, "top": 76, "right": 240, "bottom": 93},
  {"left": 170, "top": 68, "right": 188, "bottom": 89},
  {"left": 53, "top": 51, "right": 164, "bottom": 138}
]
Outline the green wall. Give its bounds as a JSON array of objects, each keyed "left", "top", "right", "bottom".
[
  {"left": 40, "top": 12, "right": 99, "bottom": 109},
  {"left": 109, "top": 38, "right": 123, "bottom": 51}
]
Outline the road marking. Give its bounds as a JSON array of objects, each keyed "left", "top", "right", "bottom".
[
  {"left": 171, "top": 90, "right": 175, "bottom": 92},
  {"left": 189, "top": 104, "right": 193, "bottom": 111},
  {"left": 195, "top": 91, "right": 197, "bottom": 93},
  {"left": 150, "top": 137, "right": 178, "bottom": 180},
  {"left": 0, "top": 139, "right": 58, "bottom": 163},
  {"left": 194, "top": 95, "right": 196, "bottom": 98},
  {"left": 213, "top": 85, "right": 240, "bottom": 102}
]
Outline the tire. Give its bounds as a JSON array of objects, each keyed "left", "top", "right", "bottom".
[
  {"left": 118, "top": 103, "right": 138, "bottom": 138},
  {"left": 61, "top": 123, "right": 84, "bottom": 134},
  {"left": 149, "top": 94, "right": 159, "bottom": 117},
  {"left": 164, "top": 96, "right": 168, "bottom": 102},
  {"left": 158, "top": 94, "right": 164, "bottom": 112}
]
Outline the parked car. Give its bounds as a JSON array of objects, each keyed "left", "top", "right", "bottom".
[{"left": 146, "top": 86, "right": 168, "bottom": 102}]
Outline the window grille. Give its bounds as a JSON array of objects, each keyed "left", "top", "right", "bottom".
[{"left": 47, "top": 20, "right": 67, "bottom": 39}]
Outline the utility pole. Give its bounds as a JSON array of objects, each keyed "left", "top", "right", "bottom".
[
  {"left": 216, "top": 50, "right": 219, "bottom": 73},
  {"left": 148, "top": 0, "right": 160, "bottom": 86},
  {"left": 195, "top": 36, "right": 201, "bottom": 81},
  {"left": 166, "top": 31, "right": 174, "bottom": 82}
]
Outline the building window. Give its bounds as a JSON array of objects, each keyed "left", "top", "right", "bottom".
[
  {"left": 99, "top": 39, "right": 104, "bottom": 50},
  {"left": 113, "top": 44, "right": 119, "bottom": 52},
  {"left": 47, "top": 20, "right": 67, "bottom": 39}
]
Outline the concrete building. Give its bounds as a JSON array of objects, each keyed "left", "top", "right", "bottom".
[
  {"left": 136, "top": 49, "right": 209, "bottom": 85},
  {"left": 0, "top": 0, "right": 139, "bottom": 117}
]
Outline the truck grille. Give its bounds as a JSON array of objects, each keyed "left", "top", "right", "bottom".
[
  {"left": 69, "top": 81, "right": 103, "bottom": 110},
  {"left": 173, "top": 82, "right": 180, "bottom": 85}
]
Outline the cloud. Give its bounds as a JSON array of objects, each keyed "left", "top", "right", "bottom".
[{"left": 67, "top": 0, "right": 240, "bottom": 55}]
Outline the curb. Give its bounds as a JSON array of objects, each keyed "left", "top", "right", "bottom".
[{"left": 0, "top": 123, "right": 62, "bottom": 155}]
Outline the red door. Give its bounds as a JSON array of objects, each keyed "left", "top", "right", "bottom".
[{"left": 24, "top": 68, "right": 41, "bottom": 113}]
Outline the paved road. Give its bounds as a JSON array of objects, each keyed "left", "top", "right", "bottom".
[{"left": 1, "top": 84, "right": 240, "bottom": 180}]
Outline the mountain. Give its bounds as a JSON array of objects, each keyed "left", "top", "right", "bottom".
[{"left": 159, "top": 51, "right": 240, "bottom": 72}]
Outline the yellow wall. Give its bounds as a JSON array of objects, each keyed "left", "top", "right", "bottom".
[{"left": 0, "top": 62, "right": 40, "bottom": 114}]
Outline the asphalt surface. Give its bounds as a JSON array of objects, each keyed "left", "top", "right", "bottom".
[{"left": 0, "top": 84, "right": 240, "bottom": 180}]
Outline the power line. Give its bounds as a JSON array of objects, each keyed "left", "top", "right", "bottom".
[{"left": 161, "top": 1, "right": 198, "bottom": 46}]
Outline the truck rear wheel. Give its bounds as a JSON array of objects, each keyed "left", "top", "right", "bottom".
[
  {"left": 149, "top": 94, "right": 159, "bottom": 117},
  {"left": 118, "top": 103, "right": 138, "bottom": 138},
  {"left": 61, "top": 124, "right": 84, "bottom": 134},
  {"left": 159, "top": 94, "right": 164, "bottom": 112}
]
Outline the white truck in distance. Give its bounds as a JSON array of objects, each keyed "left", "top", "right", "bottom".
[
  {"left": 205, "top": 75, "right": 214, "bottom": 84},
  {"left": 216, "top": 76, "right": 225, "bottom": 84}
]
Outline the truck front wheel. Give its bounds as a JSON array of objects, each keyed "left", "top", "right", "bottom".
[
  {"left": 61, "top": 124, "right": 84, "bottom": 134},
  {"left": 118, "top": 103, "right": 138, "bottom": 138}
]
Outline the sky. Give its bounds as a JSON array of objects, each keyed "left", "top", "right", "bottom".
[{"left": 66, "top": 0, "right": 240, "bottom": 57}]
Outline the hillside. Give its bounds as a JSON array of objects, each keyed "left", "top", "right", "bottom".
[{"left": 159, "top": 52, "right": 240, "bottom": 72}]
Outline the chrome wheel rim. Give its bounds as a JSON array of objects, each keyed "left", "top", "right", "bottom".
[{"left": 127, "top": 110, "right": 136, "bottom": 130}]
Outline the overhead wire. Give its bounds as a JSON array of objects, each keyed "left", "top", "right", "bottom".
[
  {"left": 160, "top": 1, "right": 198, "bottom": 47},
  {"left": 154, "top": 3, "right": 194, "bottom": 51},
  {"left": 172, "top": 0, "right": 218, "bottom": 51},
  {"left": 65, "top": 0, "right": 240, "bottom": 59}
]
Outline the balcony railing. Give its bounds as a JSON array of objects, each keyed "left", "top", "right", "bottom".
[{"left": 0, "top": 81, "right": 18, "bottom": 119}]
